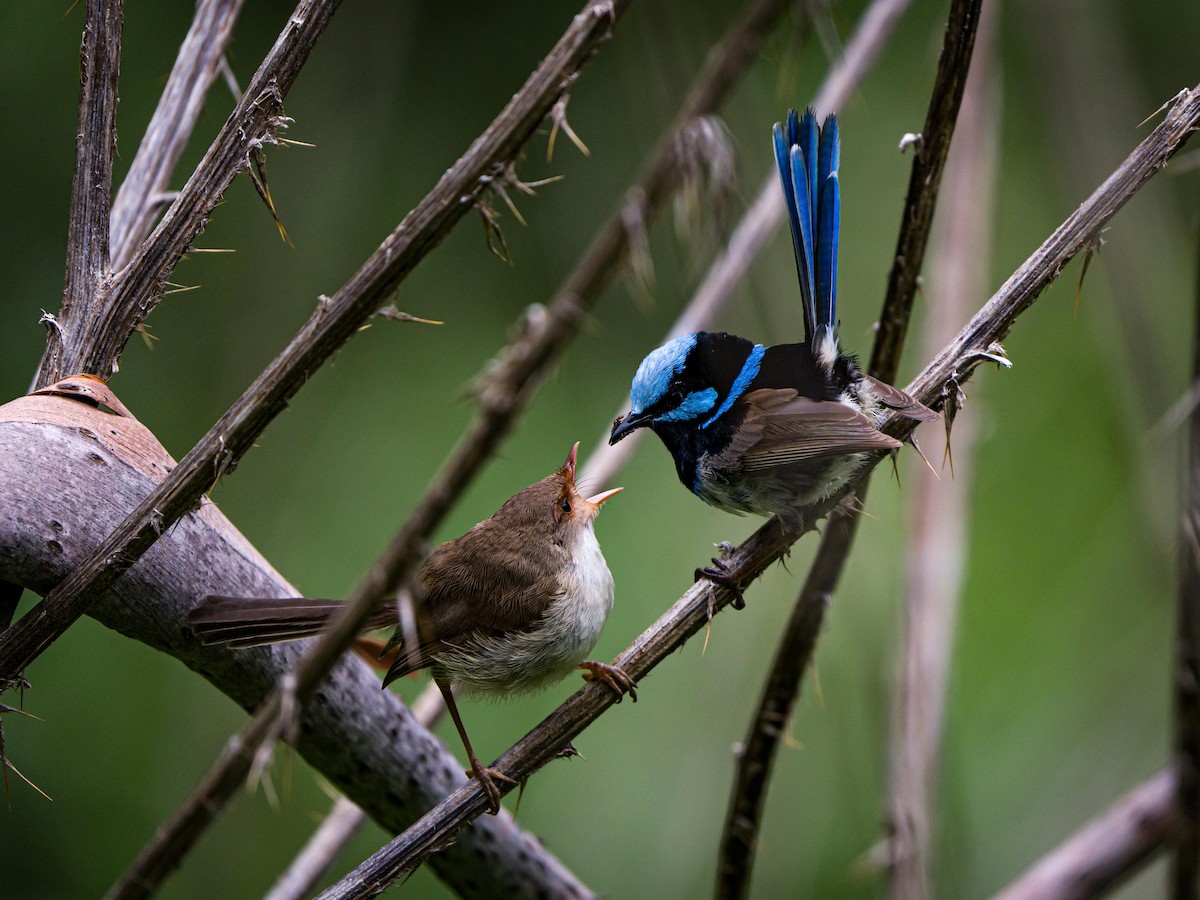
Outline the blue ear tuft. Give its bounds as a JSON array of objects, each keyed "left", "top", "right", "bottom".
[{"left": 629, "top": 334, "right": 698, "bottom": 414}]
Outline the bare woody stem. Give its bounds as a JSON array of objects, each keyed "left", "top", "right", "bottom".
[
  {"left": 715, "top": 509, "right": 860, "bottom": 900},
  {"left": 869, "top": 0, "right": 982, "bottom": 380},
  {"left": 109, "top": 0, "right": 246, "bottom": 271},
  {"left": 49, "top": 0, "right": 123, "bottom": 385},
  {"left": 993, "top": 770, "right": 1178, "bottom": 900},
  {"left": 322, "top": 81, "right": 1200, "bottom": 897}
]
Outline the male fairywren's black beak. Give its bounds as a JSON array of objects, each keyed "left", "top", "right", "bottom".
[{"left": 609, "top": 410, "right": 651, "bottom": 445}]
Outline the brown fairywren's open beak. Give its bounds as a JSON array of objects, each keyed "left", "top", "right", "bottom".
[
  {"left": 561, "top": 442, "right": 621, "bottom": 517},
  {"left": 583, "top": 486, "right": 622, "bottom": 513}
]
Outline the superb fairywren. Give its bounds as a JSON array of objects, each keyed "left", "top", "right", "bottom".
[
  {"left": 188, "top": 443, "right": 633, "bottom": 814},
  {"left": 609, "top": 109, "right": 934, "bottom": 522}
]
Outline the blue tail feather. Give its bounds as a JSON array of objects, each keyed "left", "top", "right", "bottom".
[
  {"left": 774, "top": 108, "right": 841, "bottom": 347},
  {"left": 773, "top": 122, "right": 809, "bottom": 323},
  {"left": 788, "top": 146, "right": 815, "bottom": 331},
  {"left": 815, "top": 173, "right": 839, "bottom": 335}
]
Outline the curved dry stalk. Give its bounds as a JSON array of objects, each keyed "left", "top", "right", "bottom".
[
  {"left": 264, "top": 685, "right": 445, "bottom": 900},
  {"left": 886, "top": 6, "right": 996, "bottom": 895},
  {"left": 321, "top": 82, "right": 1200, "bottom": 895},
  {"left": 109, "top": 0, "right": 246, "bottom": 270},
  {"left": 716, "top": 2, "right": 983, "bottom": 896},
  {"left": 868, "top": 0, "right": 982, "bottom": 379},
  {"left": 37, "top": 0, "right": 337, "bottom": 388},
  {"left": 265, "top": 796, "right": 367, "bottom": 900},
  {"left": 992, "top": 770, "right": 1177, "bottom": 900}
]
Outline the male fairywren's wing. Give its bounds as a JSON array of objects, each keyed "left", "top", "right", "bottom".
[{"left": 609, "top": 110, "right": 935, "bottom": 519}]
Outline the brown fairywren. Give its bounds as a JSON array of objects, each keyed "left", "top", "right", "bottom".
[{"left": 187, "top": 442, "right": 632, "bottom": 813}]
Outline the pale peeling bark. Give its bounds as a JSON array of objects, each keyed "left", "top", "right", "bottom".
[{"left": 0, "top": 385, "right": 591, "bottom": 899}]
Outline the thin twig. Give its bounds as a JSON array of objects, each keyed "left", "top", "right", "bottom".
[
  {"left": 36, "top": 0, "right": 340, "bottom": 388},
  {"left": 868, "top": 0, "right": 982, "bottom": 379},
  {"left": 1171, "top": 194, "right": 1200, "bottom": 897},
  {"left": 109, "top": 0, "right": 246, "bottom": 271},
  {"left": 715, "top": 2, "right": 982, "bottom": 896},
  {"left": 265, "top": 681, "right": 446, "bottom": 899},
  {"left": 905, "top": 85, "right": 1200, "bottom": 409},
  {"left": 321, "top": 83, "right": 1200, "bottom": 897},
  {"left": 1, "top": 0, "right": 630, "bottom": 689},
  {"left": 47, "top": 0, "right": 124, "bottom": 387},
  {"left": 715, "top": 509, "right": 860, "bottom": 899},
  {"left": 992, "top": 770, "right": 1178, "bottom": 900},
  {"left": 886, "top": 6, "right": 995, "bottom": 895},
  {"left": 266, "top": 796, "right": 366, "bottom": 900}
]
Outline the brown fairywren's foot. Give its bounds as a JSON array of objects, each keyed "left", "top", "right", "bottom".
[
  {"left": 579, "top": 661, "right": 637, "bottom": 703},
  {"left": 466, "top": 761, "right": 519, "bottom": 815}
]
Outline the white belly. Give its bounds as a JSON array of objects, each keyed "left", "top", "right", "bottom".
[{"left": 437, "top": 524, "right": 615, "bottom": 698}]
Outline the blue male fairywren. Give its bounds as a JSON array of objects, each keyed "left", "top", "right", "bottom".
[{"left": 610, "top": 109, "right": 935, "bottom": 527}]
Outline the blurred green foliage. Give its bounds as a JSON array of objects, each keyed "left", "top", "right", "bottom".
[{"left": 1, "top": 0, "right": 1198, "bottom": 897}]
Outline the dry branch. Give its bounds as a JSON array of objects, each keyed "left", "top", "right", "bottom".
[
  {"left": 868, "top": 0, "right": 981, "bottom": 378},
  {"left": 885, "top": 6, "right": 996, "bottom": 894},
  {"left": 993, "top": 770, "right": 1178, "bottom": 900},
  {"left": 37, "top": 0, "right": 336, "bottom": 388},
  {"left": 109, "top": 0, "right": 246, "bottom": 270}
]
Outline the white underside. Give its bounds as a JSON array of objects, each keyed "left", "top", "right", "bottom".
[{"left": 436, "top": 523, "right": 614, "bottom": 698}]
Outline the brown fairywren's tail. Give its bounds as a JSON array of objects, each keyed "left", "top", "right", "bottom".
[{"left": 187, "top": 596, "right": 395, "bottom": 649}]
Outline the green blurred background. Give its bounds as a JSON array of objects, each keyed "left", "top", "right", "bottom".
[{"left": 1, "top": 0, "right": 1198, "bottom": 897}]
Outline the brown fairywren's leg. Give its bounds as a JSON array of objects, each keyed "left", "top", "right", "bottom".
[
  {"left": 578, "top": 661, "right": 637, "bottom": 702},
  {"left": 434, "top": 677, "right": 515, "bottom": 815}
]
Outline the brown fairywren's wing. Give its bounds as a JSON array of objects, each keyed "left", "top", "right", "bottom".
[
  {"left": 382, "top": 495, "right": 567, "bottom": 685},
  {"left": 729, "top": 388, "right": 902, "bottom": 472}
]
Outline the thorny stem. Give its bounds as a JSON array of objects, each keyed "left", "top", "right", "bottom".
[{"left": 109, "top": 0, "right": 246, "bottom": 271}]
